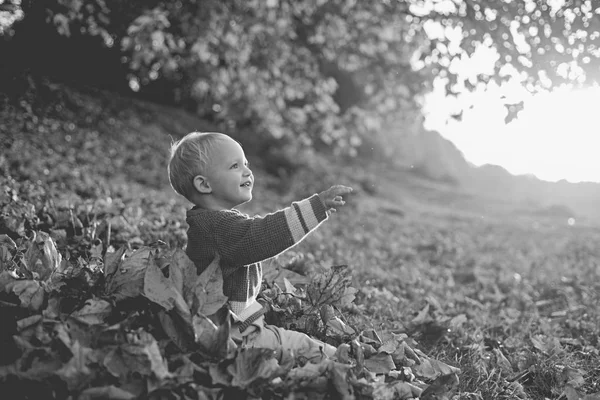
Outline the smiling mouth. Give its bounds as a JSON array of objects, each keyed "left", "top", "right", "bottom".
[{"left": 241, "top": 182, "right": 252, "bottom": 187}]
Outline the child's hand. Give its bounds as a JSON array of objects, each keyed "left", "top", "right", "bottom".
[{"left": 318, "top": 185, "right": 353, "bottom": 212}]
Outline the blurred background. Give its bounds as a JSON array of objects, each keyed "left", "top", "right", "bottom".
[{"left": 2, "top": 0, "right": 600, "bottom": 222}]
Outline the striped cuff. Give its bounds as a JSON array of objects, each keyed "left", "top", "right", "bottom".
[
  {"left": 230, "top": 299, "right": 263, "bottom": 321},
  {"left": 237, "top": 306, "right": 268, "bottom": 333},
  {"left": 284, "top": 195, "right": 328, "bottom": 243}
]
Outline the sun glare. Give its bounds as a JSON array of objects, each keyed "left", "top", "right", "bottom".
[{"left": 424, "top": 84, "right": 600, "bottom": 183}]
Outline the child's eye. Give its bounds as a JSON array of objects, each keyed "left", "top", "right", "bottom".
[{"left": 231, "top": 163, "right": 238, "bottom": 169}]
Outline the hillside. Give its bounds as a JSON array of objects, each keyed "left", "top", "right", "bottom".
[{"left": 388, "top": 124, "right": 600, "bottom": 225}]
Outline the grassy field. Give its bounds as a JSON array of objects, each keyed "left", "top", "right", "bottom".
[{"left": 1, "top": 83, "right": 599, "bottom": 399}]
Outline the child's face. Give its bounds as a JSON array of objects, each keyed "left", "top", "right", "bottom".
[{"left": 205, "top": 138, "right": 253, "bottom": 209}]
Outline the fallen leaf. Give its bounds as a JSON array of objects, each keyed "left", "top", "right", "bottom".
[
  {"left": 227, "top": 348, "right": 282, "bottom": 389},
  {"left": 103, "top": 247, "right": 126, "bottom": 278},
  {"left": 192, "top": 310, "right": 235, "bottom": 357},
  {"left": 71, "top": 298, "right": 112, "bottom": 325},
  {"left": 449, "top": 314, "right": 467, "bottom": 330},
  {"left": 530, "top": 334, "right": 563, "bottom": 354},
  {"left": 307, "top": 265, "right": 356, "bottom": 309},
  {"left": 393, "top": 381, "right": 423, "bottom": 399},
  {"left": 193, "top": 256, "right": 228, "bottom": 316},
  {"left": 263, "top": 264, "right": 310, "bottom": 287},
  {"left": 283, "top": 277, "right": 297, "bottom": 294},
  {"left": 193, "top": 313, "right": 219, "bottom": 351},
  {"left": 0, "top": 234, "right": 17, "bottom": 271},
  {"left": 320, "top": 304, "right": 336, "bottom": 325},
  {"left": 16, "top": 314, "right": 42, "bottom": 332},
  {"left": 78, "top": 385, "right": 136, "bottom": 400},
  {"left": 161, "top": 248, "right": 198, "bottom": 303},
  {"left": 492, "top": 348, "right": 513, "bottom": 374},
  {"left": 330, "top": 362, "right": 354, "bottom": 400},
  {"left": 143, "top": 258, "right": 190, "bottom": 320},
  {"left": 359, "top": 329, "right": 383, "bottom": 347},
  {"left": 104, "top": 247, "right": 151, "bottom": 302},
  {"left": 334, "top": 343, "right": 352, "bottom": 364},
  {"left": 371, "top": 380, "right": 423, "bottom": 400},
  {"left": 420, "top": 372, "right": 460, "bottom": 400},
  {"left": 413, "top": 358, "right": 460, "bottom": 380},
  {"left": 105, "top": 329, "right": 170, "bottom": 380},
  {"left": 23, "top": 231, "right": 61, "bottom": 281},
  {"left": 561, "top": 366, "right": 585, "bottom": 388},
  {"left": 411, "top": 303, "right": 432, "bottom": 325},
  {"left": 563, "top": 385, "right": 581, "bottom": 400},
  {"left": 157, "top": 310, "right": 195, "bottom": 352},
  {"left": 339, "top": 287, "right": 358, "bottom": 308},
  {"left": 364, "top": 352, "right": 396, "bottom": 374},
  {"left": 55, "top": 340, "right": 97, "bottom": 391},
  {"left": 5, "top": 279, "right": 45, "bottom": 311},
  {"left": 326, "top": 317, "right": 356, "bottom": 339}
]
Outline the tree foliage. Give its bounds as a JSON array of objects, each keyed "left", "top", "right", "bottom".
[{"left": 2, "top": 0, "right": 600, "bottom": 152}]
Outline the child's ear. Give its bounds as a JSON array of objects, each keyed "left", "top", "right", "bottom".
[{"left": 193, "top": 175, "right": 212, "bottom": 194}]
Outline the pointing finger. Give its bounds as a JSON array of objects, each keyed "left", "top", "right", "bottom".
[{"left": 331, "top": 185, "right": 353, "bottom": 195}]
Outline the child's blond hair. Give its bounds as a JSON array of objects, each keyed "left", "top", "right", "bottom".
[{"left": 168, "top": 132, "right": 228, "bottom": 200}]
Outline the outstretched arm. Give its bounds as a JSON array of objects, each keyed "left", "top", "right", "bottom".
[
  {"left": 211, "top": 194, "right": 327, "bottom": 265},
  {"left": 209, "top": 187, "right": 352, "bottom": 266}
]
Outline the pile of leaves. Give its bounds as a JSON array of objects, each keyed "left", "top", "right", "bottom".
[{"left": 0, "top": 229, "right": 460, "bottom": 399}]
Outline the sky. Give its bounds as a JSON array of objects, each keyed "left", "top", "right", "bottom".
[
  {"left": 416, "top": 0, "right": 600, "bottom": 185},
  {"left": 423, "top": 82, "right": 600, "bottom": 183}
]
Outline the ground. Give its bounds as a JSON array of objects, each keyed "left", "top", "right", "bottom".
[{"left": 1, "top": 81, "right": 599, "bottom": 399}]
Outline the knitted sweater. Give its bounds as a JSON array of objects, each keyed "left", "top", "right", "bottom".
[{"left": 185, "top": 194, "right": 328, "bottom": 321}]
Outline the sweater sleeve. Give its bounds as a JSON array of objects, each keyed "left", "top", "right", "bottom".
[{"left": 211, "top": 194, "right": 328, "bottom": 266}]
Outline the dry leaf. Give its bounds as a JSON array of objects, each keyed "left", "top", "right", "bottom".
[
  {"left": 23, "top": 231, "right": 61, "bottom": 281},
  {"left": 0, "top": 234, "right": 17, "bottom": 271},
  {"left": 420, "top": 372, "right": 460, "bottom": 400},
  {"left": 492, "top": 348, "right": 513, "bottom": 374},
  {"left": 326, "top": 317, "right": 356, "bottom": 339},
  {"left": 530, "top": 334, "right": 563, "bottom": 354},
  {"left": 105, "top": 329, "right": 170, "bottom": 380},
  {"left": 71, "top": 298, "right": 112, "bottom": 325},
  {"left": 411, "top": 303, "right": 432, "bottom": 325},
  {"left": 5, "top": 279, "right": 45, "bottom": 311},
  {"left": 17, "top": 314, "right": 43, "bottom": 332},
  {"left": 55, "top": 340, "right": 96, "bottom": 391},
  {"left": 78, "top": 385, "right": 136, "bottom": 400},
  {"left": 193, "top": 256, "right": 228, "bottom": 316},
  {"left": 192, "top": 311, "right": 235, "bottom": 357},
  {"left": 413, "top": 357, "right": 460, "bottom": 380},
  {"left": 103, "top": 247, "right": 126, "bottom": 278},
  {"left": 393, "top": 381, "right": 423, "bottom": 399},
  {"left": 104, "top": 247, "right": 151, "bottom": 301},
  {"left": 283, "top": 277, "right": 296, "bottom": 294},
  {"left": 330, "top": 362, "right": 354, "bottom": 400},
  {"left": 227, "top": 348, "right": 282, "bottom": 389},
  {"left": 364, "top": 352, "right": 396, "bottom": 374},
  {"left": 307, "top": 265, "right": 356, "bottom": 309},
  {"left": 143, "top": 260, "right": 190, "bottom": 320},
  {"left": 193, "top": 313, "right": 219, "bottom": 351},
  {"left": 561, "top": 366, "right": 585, "bottom": 388},
  {"left": 157, "top": 310, "right": 195, "bottom": 352},
  {"left": 154, "top": 248, "right": 198, "bottom": 311}
]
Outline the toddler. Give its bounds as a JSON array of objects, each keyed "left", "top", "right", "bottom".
[{"left": 168, "top": 131, "right": 352, "bottom": 363}]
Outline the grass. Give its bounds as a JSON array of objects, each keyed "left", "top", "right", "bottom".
[{"left": 2, "top": 80, "right": 600, "bottom": 399}]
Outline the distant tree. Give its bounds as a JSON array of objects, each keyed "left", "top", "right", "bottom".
[{"left": 2, "top": 0, "right": 599, "bottom": 153}]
